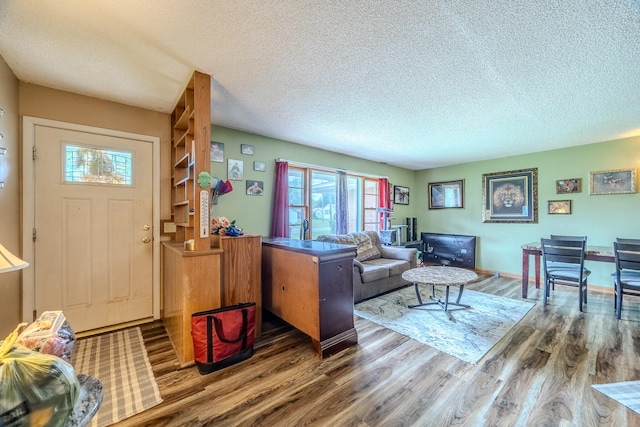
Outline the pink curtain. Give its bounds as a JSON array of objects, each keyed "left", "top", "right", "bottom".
[
  {"left": 270, "top": 161, "right": 290, "bottom": 237},
  {"left": 378, "top": 178, "right": 391, "bottom": 230}
]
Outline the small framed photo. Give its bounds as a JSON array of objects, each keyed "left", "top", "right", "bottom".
[
  {"left": 253, "top": 161, "right": 266, "bottom": 172},
  {"left": 394, "top": 185, "right": 410, "bottom": 205},
  {"left": 589, "top": 168, "right": 637, "bottom": 195},
  {"left": 246, "top": 180, "right": 264, "bottom": 196},
  {"left": 428, "top": 179, "right": 464, "bottom": 209},
  {"left": 210, "top": 141, "right": 224, "bottom": 163},
  {"left": 556, "top": 178, "right": 581, "bottom": 194},
  {"left": 228, "top": 159, "right": 244, "bottom": 181},
  {"left": 482, "top": 168, "right": 538, "bottom": 223},
  {"left": 241, "top": 144, "right": 254, "bottom": 155},
  {"left": 548, "top": 200, "right": 572, "bottom": 214}
]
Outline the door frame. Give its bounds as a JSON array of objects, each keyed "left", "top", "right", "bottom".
[{"left": 22, "top": 116, "right": 161, "bottom": 324}]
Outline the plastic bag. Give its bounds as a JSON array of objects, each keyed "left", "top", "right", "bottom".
[
  {"left": 0, "top": 323, "right": 79, "bottom": 427},
  {"left": 16, "top": 311, "right": 76, "bottom": 363}
]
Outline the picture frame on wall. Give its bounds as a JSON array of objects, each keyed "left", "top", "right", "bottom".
[
  {"left": 253, "top": 161, "right": 266, "bottom": 172},
  {"left": 241, "top": 144, "right": 254, "bottom": 155},
  {"left": 394, "top": 185, "right": 410, "bottom": 205},
  {"left": 210, "top": 141, "right": 224, "bottom": 163},
  {"left": 428, "top": 179, "right": 464, "bottom": 209},
  {"left": 548, "top": 200, "right": 572, "bottom": 214},
  {"left": 246, "top": 180, "right": 264, "bottom": 196},
  {"left": 228, "top": 159, "right": 244, "bottom": 181},
  {"left": 482, "top": 168, "right": 538, "bottom": 223},
  {"left": 589, "top": 168, "right": 637, "bottom": 195},
  {"left": 556, "top": 178, "right": 581, "bottom": 194}
]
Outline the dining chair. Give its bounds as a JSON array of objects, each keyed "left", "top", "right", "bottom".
[
  {"left": 612, "top": 241, "right": 640, "bottom": 319},
  {"left": 541, "top": 237, "right": 590, "bottom": 311},
  {"left": 546, "top": 235, "right": 589, "bottom": 289},
  {"left": 616, "top": 237, "right": 640, "bottom": 244}
]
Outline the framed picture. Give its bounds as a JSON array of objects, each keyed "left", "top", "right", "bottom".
[
  {"left": 241, "top": 144, "right": 254, "bottom": 155},
  {"left": 253, "top": 161, "right": 266, "bottom": 172},
  {"left": 394, "top": 185, "right": 410, "bottom": 205},
  {"left": 210, "top": 141, "right": 224, "bottom": 163},
  {"left": 589, "top": 168, "right": 637, "bottom": 195},
  {"left": 246, "top": 180, "right": 264, "bottom": 196},
  {"left": 556, "top": 178, "right": 581, "bottom": 194},
  {"left": 428, "top": 179, "right": 464, "bottom": 209},
  {"left": 548, "top": 200, "right": 572, "bottom": 214},
  {"left": 482, "top": 168, "right": 538, "bottom": 223},
  {"left": 227, "top": 159, "right": 244, "bottom": 181}
]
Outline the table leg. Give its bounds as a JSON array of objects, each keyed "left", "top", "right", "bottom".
[
  {"left": 456, "top": 285, "right": 464, "bottom": 304},
  {"left": 413, "top": 283, "right": 423, "bottom": 305},
  {"left": 522, "top": 249, "right": 529, "bottom": 299},
  {"left": 534, "top": 252, "right": 540, "bottom": 289}
]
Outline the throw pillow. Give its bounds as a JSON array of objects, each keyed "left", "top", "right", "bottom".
[{"left": 350, "top": 232, "right": 381, "bottom": 262}]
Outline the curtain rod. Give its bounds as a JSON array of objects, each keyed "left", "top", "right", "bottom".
[{"left": 276, "top": 158, "right": 388, "bottom": 179}]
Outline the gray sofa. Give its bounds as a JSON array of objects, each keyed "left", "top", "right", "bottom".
[{"left": 317, "top": 231, "right": 418, "bottom": 302}]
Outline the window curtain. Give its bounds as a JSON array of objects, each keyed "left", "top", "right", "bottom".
[
  {"left": 336, "top": 171, "right": 348, "bottom": 234},
  {"left": 270, "top": 161, "right": 289, "bottom": 237},
  {"left": 378, "top": 177, "right": 390, "bottom": 230}
]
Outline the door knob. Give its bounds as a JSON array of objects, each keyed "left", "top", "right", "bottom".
[{"left": 142, "top": 236, "right": 151, "bottom": 243}]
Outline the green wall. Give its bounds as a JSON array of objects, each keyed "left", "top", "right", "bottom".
[
  {"left": 415, "top": 136, "right": 640, "bottom": 288},
  {"left": 210, "top": 125, "right": 639, "bottom": 289},
  {"left": 208, "top": 126, "right": 417, "bottom": 236}
]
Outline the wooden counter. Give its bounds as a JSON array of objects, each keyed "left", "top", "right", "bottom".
[
  {"left": 262, "top": 237, "right": 358, "bottom": 358},
  {"left": 162, "top": 242, "right": 222, "bottom": 366}
]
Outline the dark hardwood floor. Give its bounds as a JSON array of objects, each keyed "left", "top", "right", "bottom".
[{"left": 115, "top": 275, "right": 640, "bottom": 426}]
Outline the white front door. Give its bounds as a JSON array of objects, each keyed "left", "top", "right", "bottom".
[{"left": 29, "top": 123, "right": 156, "bottom": 332}]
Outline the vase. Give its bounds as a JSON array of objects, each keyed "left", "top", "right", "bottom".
[{"left": 211, "top": 234, "right": 222, "bottom": 249}]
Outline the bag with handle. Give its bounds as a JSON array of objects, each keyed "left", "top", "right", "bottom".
[{"left": 191, "top": 302, "right": 256, "bottom": 375}]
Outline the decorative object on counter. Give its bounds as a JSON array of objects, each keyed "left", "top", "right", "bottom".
[{"left": 211, "top": 216, "right": 243, "bottom": 236}]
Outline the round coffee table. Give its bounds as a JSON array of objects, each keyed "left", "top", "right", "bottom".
[{"left": 402, "top": 266, "right": 478, "bottom": 321}]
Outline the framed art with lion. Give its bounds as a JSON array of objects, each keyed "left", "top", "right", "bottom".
[{"left": 482, "top": 168, "right": 538, "bottom": 223}]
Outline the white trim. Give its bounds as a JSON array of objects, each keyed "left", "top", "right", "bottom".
[
  {"left": 276, "top": 158, "right": 387, "bottom": 179},
  {"left": 22, "top": 116, "right": 161, "bottom": 323}
]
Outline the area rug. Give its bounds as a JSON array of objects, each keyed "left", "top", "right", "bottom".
[
  {"left": 592, "top": 381, "right": 640, "bottom": 414},
  {"left": 354, "top": 286, "right": 535, "bottom": 364},
  {"left": 71, "top": 327, "right": 163, "bottom": 427}
]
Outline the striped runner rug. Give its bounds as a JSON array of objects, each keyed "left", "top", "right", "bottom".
[
  {"left": 72, "top": 327, "right": 163, "bottom": 426},
  {"left": 592, "top": 381, "right": 640, "bottom": 414}
]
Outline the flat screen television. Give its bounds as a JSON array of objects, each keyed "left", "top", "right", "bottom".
[{"left": 420, "top": 232, "right": 477, "bottom": 268}]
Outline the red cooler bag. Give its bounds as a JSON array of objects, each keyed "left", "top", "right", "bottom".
[{"left": 191, "top": 302, "right": 256, "bottom": 375}]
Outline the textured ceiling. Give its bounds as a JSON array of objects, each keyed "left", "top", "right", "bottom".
[{"left": 1, "top": 1, "right": 639, "bottom": 170}]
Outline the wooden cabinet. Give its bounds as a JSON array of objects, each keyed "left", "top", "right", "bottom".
[
  {"left": 220, "top": 235, "right": 262, "bottom": 337},
  {"left": 162, "top": 242, "right": 222, "bottom": 366},
  {"left": 171, "top": 71, "right": 211, "bottom": 251},
  {"left": 262, "top": 237, "right": 357, "bottom": 358}
]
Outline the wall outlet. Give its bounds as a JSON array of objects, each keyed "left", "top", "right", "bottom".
[{"left": 164, "top": 222, "right": 176, "bottom": 233}]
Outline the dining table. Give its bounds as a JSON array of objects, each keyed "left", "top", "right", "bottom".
[{"left": 521, "top": 241, "right": 614, "bottom": 298}]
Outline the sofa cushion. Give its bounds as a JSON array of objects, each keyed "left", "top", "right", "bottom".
[
  {"left": 359, "top": 263, "right": 390, "bottom": 283},
  {"left": 349, "top": 232, "right": 381, "bottom": 262},
  {"left": 363, "top": 257, "right": 411, "bottom": 277}
]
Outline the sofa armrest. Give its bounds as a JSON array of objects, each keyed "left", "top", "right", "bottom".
[
  {"left": 380, "top": 246, "right": 418, "bottom": 264},
  {"left": 353, "top": 259, "right": 364, "bottom": 274}
]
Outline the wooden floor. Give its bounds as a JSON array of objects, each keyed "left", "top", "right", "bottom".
[{"left": 115, "top": 275, "right": 640, "bottom": 426}]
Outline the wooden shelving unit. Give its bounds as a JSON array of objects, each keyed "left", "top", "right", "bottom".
[{"left": 170, "top": 71, "right": 211, "bottom": 250}]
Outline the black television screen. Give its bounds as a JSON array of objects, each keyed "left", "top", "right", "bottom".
[{"left": 420, "top": 232, "right": 477, "bottom": 268}]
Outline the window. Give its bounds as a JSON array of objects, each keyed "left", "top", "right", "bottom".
[
  {"left": 64, "top": 143, "right": 133, "bottom": 186},
  {"left": 287, "top": 166, "right": 381, "bottom": 239}
]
